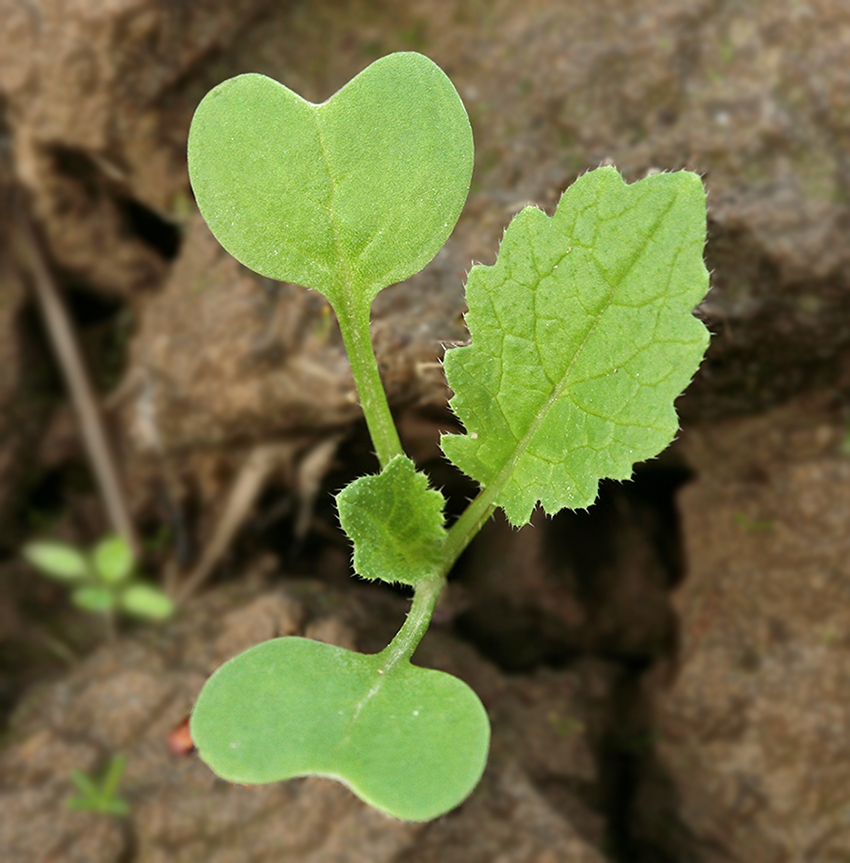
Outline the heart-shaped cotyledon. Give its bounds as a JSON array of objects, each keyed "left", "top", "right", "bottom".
[
  {"left": 190, "top": 637, "right": 490, "bottom": 821},
  {"left": 187, "top": 51, "right": 473, "bottom": 313}
]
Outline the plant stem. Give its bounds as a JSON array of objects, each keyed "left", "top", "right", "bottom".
[
  {"left": 369, "top": 490, "right": 500, "bottom": 671},
  {"left": 335, "top": 299, "right": 403, "bottom": 469},
  {"left": 378, "top": 575, "right": 444, "bottom": 670},
  {"left": 334, "top": 293, "right": 498, "bottom": 668},
  {"left": 443, "top": 485, "right": 499, "bottom": 567}
]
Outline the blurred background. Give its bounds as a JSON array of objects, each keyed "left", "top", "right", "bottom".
[{"left": 1, "top": 1, "right": 850, "bottom": 861}]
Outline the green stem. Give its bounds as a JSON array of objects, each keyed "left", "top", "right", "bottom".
[
  {"left": 335, "top": 300, "right": 403, "bottom": 469},
  {"left": 374, "top": 479, "right": 501, "bottom": 672},
  {"left": 333, "top": 295, "right": 500, "bottom": 669},
  {"left": 443, "top": 485, "right": 499, "bottom": 568},
  {"left": 378, "top": 575, "right": 444, "bottom": 670}
]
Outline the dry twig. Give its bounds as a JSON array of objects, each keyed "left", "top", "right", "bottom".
[{"left": 14, "top": 203, "right": 138, "bottom": 554}]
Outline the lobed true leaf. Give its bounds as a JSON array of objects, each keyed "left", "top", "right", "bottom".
[
  {"left": 441, "top": 167, "right": 710, "bottom": 526},
  {"left": 336, "top": 455, "right": 447, "bottom": 586}
]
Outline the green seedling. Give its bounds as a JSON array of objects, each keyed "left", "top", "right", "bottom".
[
  {"left": 23, "top": 535, "right": 175, "bottom": 624},
  {"left": 67, "top": 754, "right": 131, "bottom": 817},
  {"left": 187, "top": 51, "right": 710, "bottom": 821},
  {"left": 735, "top": 512, "right": 774, "bottom": 532}
]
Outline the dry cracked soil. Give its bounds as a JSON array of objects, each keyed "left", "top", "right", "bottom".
[{"left": 2, "top": 2, "right": 850, "bottom": 861}]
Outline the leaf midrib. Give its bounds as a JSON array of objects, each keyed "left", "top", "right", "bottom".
[
  {"left": 478, "top": 191, "right": 679, "bottom": 507},
  {"left": 313, "top": 109, "right": 361, "bottom": 314}
]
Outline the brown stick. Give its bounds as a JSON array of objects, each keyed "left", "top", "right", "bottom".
[
  {"left": 174, "top": 442, "right": 291, "bottom": 604},
  {"left": 15, "top": 207, "right": 139, "bottom": 555}
]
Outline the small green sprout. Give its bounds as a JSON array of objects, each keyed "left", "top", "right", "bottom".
[
  {"left": 186, "top": 52, "right": 710, "bottom": 821},
  {"left": 67, "top": 754, "right": 131, "bottom": 817},
  {"left": 23, "top": 535, "right": 175, "bottom": 623},
  {"left": 735, "top": 512, "right": 774, "bottom": 532}
]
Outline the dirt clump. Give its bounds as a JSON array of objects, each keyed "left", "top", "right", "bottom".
[
  {"left": 0, "top": 577, "right": 610, "bottom": 863},
  {"left": 642, "top": 396, "right": 850, "bottom": 861}
]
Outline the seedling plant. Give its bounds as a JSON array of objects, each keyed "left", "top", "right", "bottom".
[
  {"left": 186, "top": 52, "right": 710, "bottom": 821},
  {"left": 24, "top": 535, "right": 175, "bottom": 633},
  {"left": 66, "top": 754, "right": 130, "bottom": 817}
]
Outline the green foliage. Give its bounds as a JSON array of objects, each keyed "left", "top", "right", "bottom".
[
  {"left": 189, "top": 51, "right": 473, "bottom": 469},
  {"left": 119, "top": 583, "right": 176, "bottom": 619},
  {"left": 67, "top": 754, "right": 130, "bottom": 817},
  {"left": 72, "top": 585, "right": 115, "bottom": 613},
  {"left": 336, "top": 455, "right": 447, "bottom": 586},
  {"left": 22, "top": 541, "right": 87, "bottom": 581},
  {"left": 191, "top": 637, "right": 488, "bottom": 822},
  {"left": 92, "top": 536, "right": 134, "bottom": 584},
  {"left": 188, "top": 52, "right": 473, "bottom": 314},
  {"left": 441, "top": 167, "right": 710, "bottom": 525},
  {"left": 23, "top": 536, "right": 175, "bottom": 623},
  {"left": 187, "top": 52, "right": 710, "bottom": 822}
]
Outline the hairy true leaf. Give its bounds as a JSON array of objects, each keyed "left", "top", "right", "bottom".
[
  {"left": 336, "top": 455, "right": 447, "bottom": 586},
  {"left": 191, "top": 637, "right": 489, "bottom": 821},
  {"left": 23, "top": 541, "right": 88, "bottom": 581},
  {"left": 188, "top": 52, "right": 473, "bottom": 311},
  {"left": 442, "top": 167, "right": 710, "bottom": 526}
]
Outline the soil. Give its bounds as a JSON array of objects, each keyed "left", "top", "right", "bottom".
[{"left": 2, "top": 1, "right": 850, "bottom": 861}]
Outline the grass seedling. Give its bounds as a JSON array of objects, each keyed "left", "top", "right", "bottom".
[
  {"left": 23, "top": 535, "right": 175, "bottom": 637},
  {"left": 186, "top": 51, "right": 710, "bottom": 821},
  {"left": 67, "top": 754, "right": 130, "bottom": 817}
]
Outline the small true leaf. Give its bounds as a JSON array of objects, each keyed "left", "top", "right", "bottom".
[
  {"left": 190, "top": 637, "right": 490, "bottom": 822},
  {"left": 118, "top": 584, "right": 175, "bottom": 621},
  {"left": 442, "top": 167, "right": 710, "bottom": 526},
  {"left": 23, "top": 541, "right": 88, "bottom": 581},
  {"left": 336, "top": 455, "right": 447, "bottom": 586},
  {"left": 72, "top": 586, "right": 115, "bottom": 613},
  {"left": 93, "top": 536, "right": 134, "bottom": 584},
  {"left": 188, "top": 52, "right": 473, "bottom": 312}
]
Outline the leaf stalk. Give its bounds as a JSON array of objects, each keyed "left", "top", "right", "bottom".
[
  {"left": 335, "top": 299, "right": 404, "bottom": 469},
  {"left": 443, "top": 488, "right": 499, "bottom": 568},
  {"left": 378, "top": 574, "right": 445, "bottom": 670}
]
